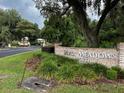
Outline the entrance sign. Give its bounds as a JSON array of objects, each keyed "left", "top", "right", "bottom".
[{"left": 55, "top": 43, "right": 124, "bottom": 68}]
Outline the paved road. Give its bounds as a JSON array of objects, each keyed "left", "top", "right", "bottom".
[{"left": 0, "top": 46, "right": 39, "bottom": 58}]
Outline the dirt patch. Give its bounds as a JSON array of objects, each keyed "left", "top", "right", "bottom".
[
  {"left": 73, "top": 77, "right": 88, "bottom": 85},
  {"left": 26, "top": 57, "right": 42, "bottom": 71},
  {"left": 94, "top": 77, "right": 124, "bottom": 85},
  {"left": 116, "top": 79, "right": 124, "bottom": 84}
]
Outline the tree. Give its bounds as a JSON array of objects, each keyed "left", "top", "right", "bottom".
[
  {"left": 5, "top": 9, "right": 21, "bottom": 38},
  {"left": 0, "top": 9, "right": 6, "bottom": 26},
  {"left": 0, "top": 8, "right": 21, "bottom": 41},
  {"left": 0, "top": 8, "right": 40, "bottom": 46},
  {"left": 40, "top": 15, "right": 79, "bottom": 46},
  {"left": 91, "top": 2, "right": 124, "bottom": 48},
  {"left": 15, "top": 19, "right": 39, "bottom": 43},
  {"left": 33, "top": 0, "right": 121, "bottom": 47},
  {"left": 0, "top": 26, "right": 12, "bottom": 47},
  {"left": 5, "top": 9, "right": 21, "bottom": 28}
]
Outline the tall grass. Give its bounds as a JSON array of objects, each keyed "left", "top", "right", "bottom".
[{"left": 36, "top": 52, "right": 99, "bottom": 83}]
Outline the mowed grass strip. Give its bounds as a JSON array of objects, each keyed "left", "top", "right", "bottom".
[
  {"left": 0, "top": 51, "right": 40, "bottom": 93},
  {"left": 49, "top": 84, "right": 124, "bottom": 93}
]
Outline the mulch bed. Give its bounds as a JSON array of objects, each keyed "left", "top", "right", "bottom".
[
  {"left": 26, "top": 57, "right": 42, "bottom": 71},
  {"left": 94, "top": 78, "right": 117, "bottom": 84}
]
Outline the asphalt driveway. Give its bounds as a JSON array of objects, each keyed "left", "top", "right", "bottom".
[{"left": 0, "top": 46, "right": 39, "bottom": 58}]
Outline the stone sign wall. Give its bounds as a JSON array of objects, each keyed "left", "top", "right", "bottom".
[
  {"left": 55, "top": 43, "right": 124, "bottom": 68},
  {"left": 119, "top": 43, "right": 124, "bottom": 68}
]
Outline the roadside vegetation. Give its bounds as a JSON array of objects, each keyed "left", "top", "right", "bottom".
[{"left": 0, "top": 50, "right": 124, "bottom": 93}]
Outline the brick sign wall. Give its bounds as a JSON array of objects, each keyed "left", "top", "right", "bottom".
[{"left": 55, "top": 43, "right": 124, "bottom": 68}]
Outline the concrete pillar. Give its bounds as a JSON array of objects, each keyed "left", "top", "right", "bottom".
[{"left": 119, "top": 43, "right": 124, "bottom": 68}]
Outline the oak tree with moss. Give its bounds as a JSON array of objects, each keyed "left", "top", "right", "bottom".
[{"left": 34, "top": 0, "right": 121, "bottom": 47}]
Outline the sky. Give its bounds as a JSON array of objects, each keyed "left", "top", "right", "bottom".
[
  {"left": 0, "top": 0, "right": 44, "bottom": 28},
  {"left": 0, "top": 0, "right": 99, "bottom": 29}
]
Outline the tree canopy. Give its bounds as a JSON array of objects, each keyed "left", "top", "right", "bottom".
[
  {"left": 40, "top": 15, "right": 81, "bottom": 46},
  {"left": 34, "top": 0, "right": 122, "bottom": 47},
  {"left": 0, "top": 8, "right": 40, "bottom": 47},
  {"left": 15, "top": 19, "right": 39, "bottom": 42}
]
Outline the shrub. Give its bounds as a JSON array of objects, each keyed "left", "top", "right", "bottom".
[
  {"left": 100, "top": 41, "right": 115, "bottom": 48},
  {"left": 107, "top": 69, "right": 117, "bottom": 80},
  {"left": 111, "top": 66, "right": 124, "bottom": 79},
  {"left": 118, "top": 70, "right": 124, "bottom": 79},
  {"left": 56, "top": 64, "right": 97, "bottom": 83},
  {"left": 75, "top": 65, "right": 97, "bottom": 80},
  {"left": 56, "top": 55, "right": 78, "bottom": 66},
  {"left": 83, "top": 63, "right": 108, "bottom": 76},
  {"left": 56, "top": 65, "right": 75, "bottom": 83},
  {"left": 111, "top": 66, "right": 121, "bottom": 72},
  {"left": 33, "top": 52, "right": 42, "bottom": 58},
  {"left": 11, "top": 40, "right": 19, "bottom": 46},
  {"left": 37, "top": 61, "right": 58, "bottom": 79}
]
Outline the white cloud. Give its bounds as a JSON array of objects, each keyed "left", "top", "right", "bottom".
[
  {"left": 0, "top": 0, "right": 45, "bottom": 28},
  {"left": 0, "top": 5, "right": 8, "bottom": 10}
]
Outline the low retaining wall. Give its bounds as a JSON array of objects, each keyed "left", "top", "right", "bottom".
[{"left": 55, "top": 43, "right": 124, "bottom": 68}]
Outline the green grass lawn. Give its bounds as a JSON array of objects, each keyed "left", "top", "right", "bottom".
[
  {"left": 49, "top": 84, "right": 124, "bottom": 93},
  {"left": 0, "top": 51, "right": 38, "bottom": 93}
]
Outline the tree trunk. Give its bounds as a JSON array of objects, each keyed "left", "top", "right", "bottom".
[
  {"left": 74, "top": 9, "right": 99, "bottom": 48},
  {"left": 67, "top": 0, "right": 99, "bottom": 47},
  {"left": 79, "top": 20, "right": 99, "bottom": 48},
  {"left": 67, "top": 0, "right": 120, "bottom": 48}
]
